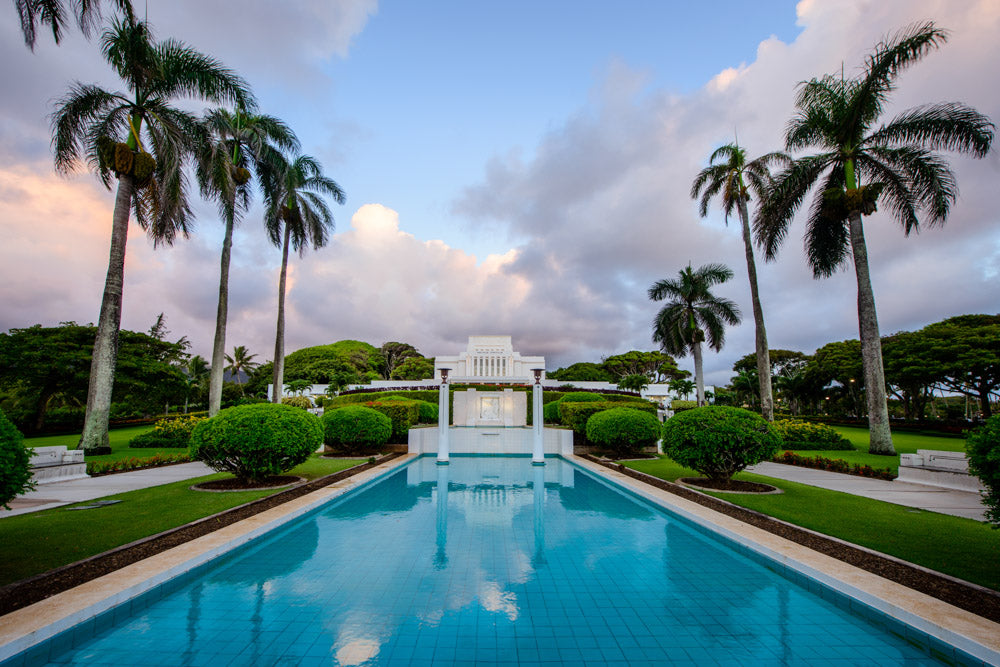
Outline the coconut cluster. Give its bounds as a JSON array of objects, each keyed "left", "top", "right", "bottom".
[{"left": 96, "top": 136, "right": 156, "bottom": 187}]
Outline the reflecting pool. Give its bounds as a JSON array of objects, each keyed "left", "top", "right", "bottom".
[{"left": 14, "top": 456, "right": 968, "bottom": 666}]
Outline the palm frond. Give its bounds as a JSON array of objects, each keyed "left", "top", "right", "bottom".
[
  {"left": 866, "top": 103, "right": 994, "bottom": 157},
  {"left": 753, "top": 153, "right": 836, "bottom": 260},
  {"left": 153, "top": 39, "right": 253, "bottom": 110},
  {"left": 803, "top": 169, "right": 850, "bottom": 277}
]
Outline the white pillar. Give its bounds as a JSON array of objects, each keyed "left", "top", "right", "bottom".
[
  {"left": 438, "top": 374, "right": 450, "bottom": 464},
  {"left": 532, "top": 379, "right": 544, "bottom": 465}
]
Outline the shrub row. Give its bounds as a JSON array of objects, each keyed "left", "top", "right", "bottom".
[
  {"left": 773, "top": 451, "right": 895, "bottom": 481},
  {"left": 585, "top": 408, "right": 660, "bottom": 458},
  {"left": 0, "top": 409, "right": 34, "bottom": 509},
  {"left": 322, "top": 406, "right": 392, "bottom": 454},
  {"left": 87, "top": 452, "right": 191, "bottom": 476},
  {"left": 560, "top": 400, "right": 656, "bottom": 436},
  {"left": 128, "top": 415, "right": 206, "bottom": 448},
  {"left": 771, "top": 419, "right": 853, "bottom": 450}
]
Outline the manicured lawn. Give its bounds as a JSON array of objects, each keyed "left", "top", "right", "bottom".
[
  {"left": 625, "top": 457, "right": 1000, "bottom": 592},
  {"left": 783, "top": 426, "right": 967, "bottom": 476},
  {"left": 24, "top": 425, "right": 165, "bottom": 463},
  {"left": 0, "top": 454, "right": 360, "bottom": 586}
]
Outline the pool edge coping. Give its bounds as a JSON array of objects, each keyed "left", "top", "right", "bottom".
[
  {"left": 0, "top": 454, "right": 419, "bottom": 663},
  {"left": 570, "top": 454, "right": 1000, "bottom": 666}
]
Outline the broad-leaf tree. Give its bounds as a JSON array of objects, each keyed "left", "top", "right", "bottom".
[
  {"left": 52, "top": 15, "right": 251, "bottom": 450},
  {"left": 197, "top": 109, "right": 298, "bottom": 415},
  {"left": 691, "top": 143, "right": 788, "bottom": 421},
  {"left": 649, "top": 263, "right": 741, "bottom": 406},
  {"left": 262, "top": 154, "right": 345, "bottom": 403},
  {"left": 14, "top": 0, "right": 133, "bottom": 49},
  {"left": 755, "top": 22, "right": 994, "bottom": 454}
]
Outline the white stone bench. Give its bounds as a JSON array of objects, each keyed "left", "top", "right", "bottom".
[
  {"left": 897, "top": 449, "right": 984, "bottom": 493},
  {"left": 30, "top": 446, "right": 89, "bottom": 484}
]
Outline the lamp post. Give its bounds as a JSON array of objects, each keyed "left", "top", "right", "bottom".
[
  {"left": 531, "top": 368, "right": 545, "bottom": 465},
  {"left": 438, "top": 367, "right": 451, "bottom": 464}
]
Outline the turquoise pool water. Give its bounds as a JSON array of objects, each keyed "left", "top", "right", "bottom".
[{"left": 6, "top": 456, "right": 974, "bottom": 666}]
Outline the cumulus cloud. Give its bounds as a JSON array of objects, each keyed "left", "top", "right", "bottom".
[{"left": 1, "top": 0, "right": 998, "bottom": 387}]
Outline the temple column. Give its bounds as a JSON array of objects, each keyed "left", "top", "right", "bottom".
[
  {"left": 438, "top": 369, "right": 450, "bottom": 464},
  {"left": 531, "top": 368, "right": 544, "bottom": 465}
]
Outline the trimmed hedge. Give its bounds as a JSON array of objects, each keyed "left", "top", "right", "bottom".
[
  {"left": 543, "top": 399, "right": 563, "bottom": 424},
  {"left": 967, "top": 416, "right": 1000, "bottom": 526},
  {"left": 129, "top": 415, "right": 205, "bottom": 448},
  {"left": 322, "top": 406, "right": 392, "bottom": 454},
  {"left": 560, "top": 400, "right": 657, "bottom": 435},
  {"left": 662, "top": 406, "right": 781, "bottom": 482},
  {"left": 585, "top": 408, "right": 660, "bottom": 458},
  {"left": 771, "top": 419, "right": 853, "bottom": 451},
  {"left": 0, "top": 409, "right": 34, "bottom": 510},
  {"left": 671, "top": 400, "right": 697, "bottom": 413},
  {"left": 365, "top": 400, "right": 419, "bottom": 442},
  {"left": 190, "top": 403, "right": 321, "bottom": 482}
]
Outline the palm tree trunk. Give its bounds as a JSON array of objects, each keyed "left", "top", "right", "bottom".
[
  {"left": 79, "top": 174, "right": 134, "bottom": 451},
  {"left": 738, "top": 199, "right": 773, "bottom": 421},
  {"left": 847, "top": 211, "right": 895, "bottom": 455},
  {"left": 271, "top": 225, "right": 291, "bottom": 404},
  {"left": 208, "top": 210, "right": 235, "bottom": 417},
  {"left": 693, "top": 342, "right": 705, "bottom": 406}
]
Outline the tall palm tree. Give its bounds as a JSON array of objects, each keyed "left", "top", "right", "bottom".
[
  {"left": 14, "top": 0, "right": 133, "bottom": 49},
  {"left": 691, "top": 143, "right": 788, "bottom": 421},
  {"left": 262, "top": 154, "right": 345, "bottom": 403},
  {"left": 197, "top": 109, "right": 298, "bottom": 416},
  {"left": 649, "top": 263, "right": 741, "bottom": 406},
  {"left": 225, "top": 345, "right": 259, "bottom": 395},
  {"left": 52, "top": 15, "right": 251, "bottom": 450},
  {"left": 754, "top": 22, "right": 994, "bottom": 455}
]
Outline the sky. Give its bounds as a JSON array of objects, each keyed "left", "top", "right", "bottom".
[{"left": 0, "top": 0, "right": 998, "bottom": 387}]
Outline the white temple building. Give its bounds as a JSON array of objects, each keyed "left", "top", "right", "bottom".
[{"left": 433, "top": 335, "right": 545, "bottom": 384}]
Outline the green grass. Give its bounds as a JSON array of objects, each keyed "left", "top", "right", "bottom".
[
  {"left": 24, "top": 425, "right": 167, "bottom": 463},
  {"left": 625, "top": 457, "right": 1000, "bottom": 591},
  {"left": 0, "top": 454, "right": 360, "bottom": 586},
  {"left": 783, "top": 426, "right": 967, "bottom": 476}
]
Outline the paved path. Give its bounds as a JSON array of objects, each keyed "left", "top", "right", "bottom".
[
  {"left": 747, "top": 461, "right": 988, "bottom": 521},
  {"left": 0, "top": 462, "right": 215, "bottom": 518}
]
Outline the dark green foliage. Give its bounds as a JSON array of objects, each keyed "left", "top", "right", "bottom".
[
  {"left": 246, "top": 340, "right": 383, "bottom": 395},
  {"left": 390, "top": 356, "right": 435, "bottom": 380},
  {"left": 547, "top": 362, "right": 613, "bottom": 382},
  {"left": 671, "top": 400, "right": 697, "bottom": 413},
  {"left": 415, "top": 400, "right": 438, "bottom": 423},
  {"left": 560, "top": 392, "right": 604, "bottom": 403},
  {"left": 190, "top": 404, "right": 321, "bottom": 482},
  {"left": 560, "top": 400, "right": 657, "bottom": 435},
  {"left": 543, "top": 399, "right": 563, "bottom": 424},
  {"left": 966, "top": 416, "right": 1000, "bottom": 526},
  {"left": 662, "top": 406, "right": 781, "bottom": 482},
  {"left": 585, "top": 408, "right": 661, "bottom": 458},
  {"left": 321, "top": 406, "right": 392, "bottom": 454},
  {"left": 0, "top": 409, "right": 34, "bottom": 510},
  {"left": 0, "top": 323, "right": 187, "bottom": 433},
  {"left": 771, "top": 419, "right": 853, "bottom": 450},
  {"left": 365, "top": 400, "right": 419, "bottom": 442}
]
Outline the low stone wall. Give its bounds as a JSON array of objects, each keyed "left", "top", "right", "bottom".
[
  {"left": 30, "top": 446, "right": 88, "bottom": 485},
  {"left": 897, "top": 450, "right": 985, "bottom": 492}
]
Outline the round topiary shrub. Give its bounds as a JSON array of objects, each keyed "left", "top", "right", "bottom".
[
  {"left": 322, "top": 406, "right": 392, "bottom": 454},
  {"left": 966, "top": 415, "right": 1000, "bottom": 526},
  {"left": 0, "top": 409, "right": 34, "bottom": 510},
  {"left": 190, "top": 403, "right": 321, "bottom": 483},
  {"left": 771, "top": 419, "right": 853, "bottom": 450},
  {"left": 662, "top": 406, "right": 780, "bottom": 483},
  {"left": 585, "top": 407, "right": 661, "bottom": 459},
  {"left": 543, "top": 399, "right": 563, "bottom": 424}
]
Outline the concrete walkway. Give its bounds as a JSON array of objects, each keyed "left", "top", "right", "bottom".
[
  {"left": 747, "top": 461, "right": 988, "bottom": 521},
  {"left": 0, "top": 462, "right": 215, "bottom": 518}
]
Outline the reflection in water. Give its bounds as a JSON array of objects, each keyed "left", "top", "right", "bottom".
[
  {"left": 182, "top": 581, "right": 202, "bottom": 665},
  {"left": 532, "top": 463, "right": 546, "bottom": 567},
  {"left": 47, "top": 457, "right": 948, "bottom": 667},
  {"left": 435, "top": 462, "right": 449, "bottom": 569}
]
